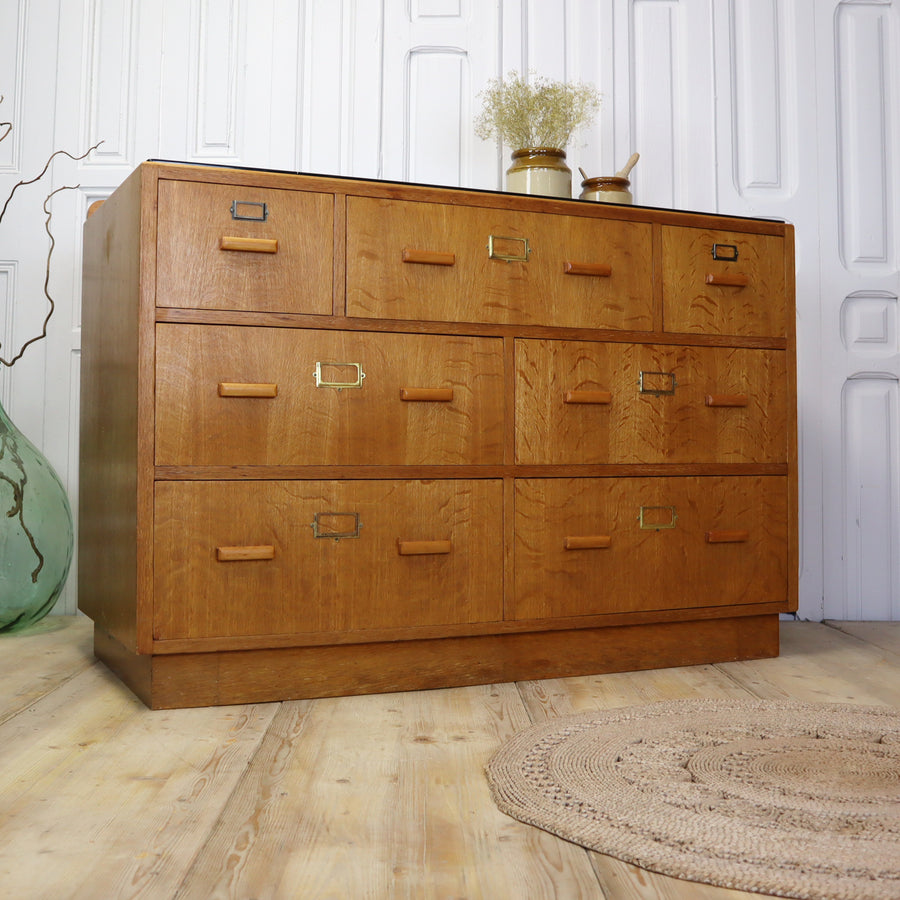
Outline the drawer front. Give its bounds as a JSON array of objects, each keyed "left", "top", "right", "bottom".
[
  {"left": 156, "top": 180, "right": 333, "bottom": 314},
  {"left": 155, "top": 324, "right": 505, "bottom": 466},
  {"left": 512, "top": 476, "right": 788, "bottom": 620},
  {"left": 346, "top": 197, "right": 654, "bottom": 330},
  {"left": 662, "top": 226, "right": 787, "bottom": 336},
  {"left": 515, "top": 339, "right": 788, "bottom": 464},
  {"left": 153, "top": 479, "right": 504, "bottom": 640}
]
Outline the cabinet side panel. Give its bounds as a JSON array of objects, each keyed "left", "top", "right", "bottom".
[
  {"left": 785, "top": 224, "right": 799, "bottom": 612},
  {"left": 78, "top": 168, "right": 143, "bottom": 650}
]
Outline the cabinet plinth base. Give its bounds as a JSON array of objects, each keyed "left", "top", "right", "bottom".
[{"left": 93, "top": 615, "right": 779, "bottom": 710}]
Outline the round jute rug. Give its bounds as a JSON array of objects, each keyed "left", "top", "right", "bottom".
[{"left": 485, "top": 699, "right": 900, "bottom": 900}]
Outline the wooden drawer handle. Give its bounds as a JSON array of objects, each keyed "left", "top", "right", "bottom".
[
  {"left": 220, "top": 236, "right": 279, "bottom": 253},
  {"left": 706, "top": 393, "right": 748, "bottom": 408},
  {"left": 706, "top": 273, "right": 749, "bottom": 287},
  {"left": 399, "top": 388, "right": 454, "bottom": 402},
  {"left": 402, "top": 248, "right": 456, "bottom": 266},
  {"left": 216, "top": 545, "right": 276, "bottom": 561},
  {"left": 564, "top": 390, "right": 612, "bottom": 405},
  {"left": 218, "top": 382, "right": 278, "bottom": 398},
  {"left": 397, "top": 539, "right": 452, "bottom": 556},
  {"left": 705, "top": 530, "right": 750, "bottom": 544},
  {"left": 563, "top": 261, "right": 612, "bottom": 277},
  {"left": 564, "top": 535, "right": 612, "bottom": 551}
]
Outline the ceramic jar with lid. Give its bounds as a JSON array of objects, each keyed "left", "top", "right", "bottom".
[{"left": 579, "top": 175, "right": 633, "bottom": 204}]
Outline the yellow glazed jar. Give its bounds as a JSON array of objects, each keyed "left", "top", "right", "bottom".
[{"left": 506, "top": 148, "right": 572, "bottom": 199}]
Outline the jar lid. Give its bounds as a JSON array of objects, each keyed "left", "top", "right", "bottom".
[{"left": 581, "top": 175, "right": 630, "bottom": 189}]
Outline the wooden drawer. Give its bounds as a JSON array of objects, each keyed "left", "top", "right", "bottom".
[
  {"left": 512, "top": 475, "right": 788, "bottom": 620},
  {"left": 515, "top": 339, "right": 788, "bottom": 464},
  {"left": 156, "top": 180, "right": 333, "bottom": 314},
  {"left": 346, "top": 197, "right": 653, "bottom": 330},
  {"left": 155, "top": 324, "right": 505, "bottom": 466},
  {"left": 153, "top": 479, "right": 504, "bottom": 640},
  {"left": 662, "top": 226, "right": 787, "bottom": 336}
]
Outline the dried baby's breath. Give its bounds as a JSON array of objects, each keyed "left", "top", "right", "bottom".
[{"left": 474, "top": 71, "right": 600, "bottom": 150}]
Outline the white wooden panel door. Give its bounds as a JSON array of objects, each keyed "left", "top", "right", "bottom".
[
  {"left": 381, "top": 0, "right": 503, "bottom": 190},
  {"left": 819, "top": 0, "right": 900, "bottom": 620}
]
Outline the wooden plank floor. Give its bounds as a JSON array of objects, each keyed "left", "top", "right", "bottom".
[{"left": 1, "top": 617, "right": 898, "bottom": 899}]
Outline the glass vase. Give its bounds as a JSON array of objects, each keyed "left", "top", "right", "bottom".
[
  {"left": 0, "top": 397, "right": 73, "bottom": 632},
  {"left": 506, "top": 148, "right": 572, "bottom": 199}
]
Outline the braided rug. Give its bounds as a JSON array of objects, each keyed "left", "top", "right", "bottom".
[{"left": 486, "top": 699, "right": 900, "bottom": 899}]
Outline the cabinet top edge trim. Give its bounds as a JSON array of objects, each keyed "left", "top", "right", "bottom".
[{"left": 141, "top": 160, "right": 791, "bottom": 235}]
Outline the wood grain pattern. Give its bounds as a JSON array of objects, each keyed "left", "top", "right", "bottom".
[
  {"left": 140, "top": 615, "right": 778, "bottom": 707},
  {"left": 515, "top": 339, "right": 788, "bottom": 465},
  {"left": 155, "top": 324, "right": 504, "bottom": 466},
  {"left": 0, "top": 617, "right": 95, "bottom": 724},
  {"left": 564, "top": 535, "right": 612, "bottom": 550},
  {"left": 174, "top": 684, "right": 599, "bottom": 899},
  {"left": 396, "top": 539, "right": 453, "bottom": 555},
  {"left": 14, "top": 617, "right": 892, "bottom": 897},
  {"left": 513, "top": 476, "right": 788, "bottom": 620},
  {"left": 157, "top": 180, "right": 333, "bottom": 314},
  {"left": 398, "top": 387, "right": 454, "bottom": 402},
  {"left": 153, "top": 479, "right": 504, "bottom": 640},
  {"left": 401, "top": 247, "right": 456, "bottom": 266},
  {"left": 215, "top": 545, "right": 276, "bottom": 561},
  {"left": 706, "top": 392, "right": 749, "bottom": 407},
  {"left": 563, "top": 261, "right": 612, "bottom": 277},
  {"left": 78, "top": 164, "right": 144, "bottom": 651},
  {"left": 563, "top": 389, "right": 612, "bottom": 404},
  {"left": 662, "top": 226, "right": 787, "bottom": 336},
  {"left": 80, "top": 163, "right": 796, "bottom": 709},
  {"left": 706, "top": 530, "right": 750, "bottom": 543},
  {"left": 706, "top": 272, "right": 750, "bottom": 287},
  {"left": 219, "top": 235, "right": 279, "bottom": 253},
  {"left": 217, "top": 381, "right": 278, "bottom": 397},
  {"left": 346, "top": 196, "right": 654, "bottom": 330}
]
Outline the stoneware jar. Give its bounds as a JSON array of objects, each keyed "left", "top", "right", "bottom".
[
  {"left": 506, "top": 148, "right": 572, "bottom": 199},
  {"left": 579, "top": 175, "right": 633, "bottom": 204}
]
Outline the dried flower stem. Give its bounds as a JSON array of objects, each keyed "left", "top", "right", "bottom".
[{"left": 474, "top": 70, "right": 600, "bottom": 150}]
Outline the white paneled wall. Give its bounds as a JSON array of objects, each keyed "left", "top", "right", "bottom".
[
  {"left": 819, "top": 0, "right": 900, "bottom": 620},
  {"left": 1, "top": 0, "right": 898, "bottom": 620}
]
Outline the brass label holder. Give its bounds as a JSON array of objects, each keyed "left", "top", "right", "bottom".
[
  {"left": 487, "top": 234, "right": 531, "bottom": 262},
  {"left": 314, "top": 361, "right": 366, "bottom": 390},
  {"left": 712, "top": 242, "right": 739, "bottom": 261},
  {"left": 311, "top": 512, "right": 362, "bottom": 541},
  {"left": 639, "top": 506, "right": 678, "bottom": 530},
  {"left": 639, "top": 371, "right": 677, "bottom": 396},
  {"left": 230, "top": 200, "right": 268, "bottom": 221}
]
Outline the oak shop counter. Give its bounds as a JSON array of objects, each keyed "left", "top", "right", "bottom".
[{"left": 79, "top": 161, "right": 797, "bottom": 709}]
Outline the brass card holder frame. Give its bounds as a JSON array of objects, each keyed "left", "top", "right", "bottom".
[
  {"left": 487, "top": 234, "right": 531, "bottom": 262},
  {"left": 712, "top": 242, "right": 739, "bottom": 261},
  {"left": 639, "top": 371, "right": 677, "bottom": 396},
  {"left": 231, "top": 200, "right": 268, "bottom": 221},
  {"left": 310, "top": 512, "right": 362, "bottom": 541},
  {"left": 639, "top": 506, "right": 678, "bottom": 530},
  {"left": 314, "top": 361, "right": 366, "bottom": 390}
]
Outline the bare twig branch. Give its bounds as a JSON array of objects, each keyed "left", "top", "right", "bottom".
[
  {"left": 1, "top": 185, "right": 72, "bottom": 368},
  {"left": 0, "top": 142, "right": 102, "bottom": 226},
  {"left": 0, "top": 139, "right": 103, "bottom": 367}
]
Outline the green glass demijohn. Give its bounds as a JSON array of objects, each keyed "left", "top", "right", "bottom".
[{"left": 0, "top": 398, "right": 74, "bottom": 631}]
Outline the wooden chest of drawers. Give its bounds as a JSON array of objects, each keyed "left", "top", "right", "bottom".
[{"left": 79, "top": 162, "right": 797, "bottom": 708}]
